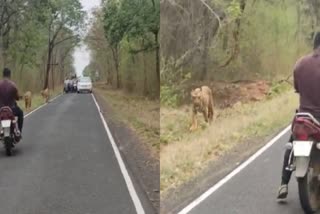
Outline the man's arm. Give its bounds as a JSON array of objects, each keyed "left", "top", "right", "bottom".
[
  {"left": 294, "top": 69, "right": 299, "bottom": 93},
  {"left": 13, "top": 85, "right": 22, "bottom": 101},
  {"left": 15, "top": 90, "right": 21, "bottom": 101},
  {"left": 293, "top": 58, "right": 302, "bottom": 93}
]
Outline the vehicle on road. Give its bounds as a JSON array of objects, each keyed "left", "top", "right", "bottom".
[
  {"left": 77, "top": 77, "right": 92, "bottom": 93},
  {"left": 288, "top": 112, "right": 320, "bottom": 213},
  {"left": 0, "top": 106, "right": 20, "bottom": 156},
  {"left": 67, "top": 82, "right": 73, "bottom": 93},
  {"left": 64, "top": 79, "right": 71, "bottom": 93},
  {"left": 72, "top": 79, "right": 78, "bottom": 92},
  {"left": 63, "top": 84, "right": 68, "bottom": 93},
  {"left": 64, "top": 78, "right": 78, "bottom": 93}
]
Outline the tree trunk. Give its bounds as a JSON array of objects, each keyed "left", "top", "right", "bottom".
[
  {"left": 60, "top": 64, "right": 64, "bottom": 83},
  {"left": 19, "top": 63, "right": 25, "bottom": 86},
  {"left": 44, "top": 42, "right": 53, "bottom": 90},
  {"left": 1, "top": 33, "right": 9, "bottom": 67},
  {"left": 111, "top": 46, "right": 121, "bottom": 89},
  {"left": 222, "top": 24, "right": 229, "bottom": 50},
  {"left": 296, "top": 2, "right": 301, "bottom": 55},
  {"left": 40, "top": 56, "right": 46, "bottom": 86},
  {"left": 200, "top": 8, "right": 209, "bottom": 81},
  {"left": 107, "top": 67, "right": 113, "bottom": 85},
  {"left": 155, "top": 31, "right": 160, "bottom": 96},
  {"left": 51, "top": 50, "right": 55, "bottom": 91},
  {"left": 142, "top": 39, "right": 148, "bottom": 96},
  {"left": 220, "top": 0, "right": 246, "bottom": 68},
  {"left": 103, "top": 55, "right": 112, "bottom": 85}
]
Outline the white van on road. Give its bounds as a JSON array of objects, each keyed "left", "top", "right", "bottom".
[{"left": 77, "top": 76, "right": 93, "bottom": 93}]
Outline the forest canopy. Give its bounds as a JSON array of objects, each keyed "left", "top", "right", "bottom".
[{"left": 160, "top": 0, "right": 319, "bottom": 85}]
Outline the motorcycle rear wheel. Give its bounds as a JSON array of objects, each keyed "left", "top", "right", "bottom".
[
  {"left": 4, "top": 137, "right": 12, "bottom": 156},
  {"left": 298, "top": 168, "right": 320, "bottom": 214}
]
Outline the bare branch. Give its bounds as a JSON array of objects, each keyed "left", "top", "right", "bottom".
[
  {"left": 54, "top": 35, "right": 77, "bottom": 46},
  {"left": 129, "top": 46, "right": 157, "bottom": 54},
  {"left": 51, "top": 22, "right": 65, "bottom": 44},
  {"left": 167, "top": 0, "right": 190, "bottom": 16},
  {"left": 197, "top": 0, "right": 221, "bottom": 28}
]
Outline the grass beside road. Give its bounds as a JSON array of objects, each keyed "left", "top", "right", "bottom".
[
  {"left": 95, "top": 87, "right": 160, "bottom": 157},
  {"left": 160, "top": 90, "right": 298, "bottom": 197},
  {"left": 17, "top": 87, "right": 62, "bottom": 113}
]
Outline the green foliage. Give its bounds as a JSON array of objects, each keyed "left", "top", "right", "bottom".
[
  {"left": 103, "top": 0, "right": 126, "bottom": 47},
  {"left": 226, "top": 0, "right": 242, "bottom": 20},
  {"left": 103, "top": 0, "right": 159, "bottom": 50},
  {"left": 86, "top": 0, "right": 159, "bottom": 98},
  {"left": 0, "top": 0, "right": 85, "bottom": 91},
  {"left": 83, "top": 64, "right": 96, "bottom": 80},
  {"left": 161, "top": 0, "right": 315, "bottom": 85},
  {"left": 160, "top": 86, "right": 179, "bottom": 107},
  {"left": 267, "top": 81, "right": 291, "bottom": 98}
]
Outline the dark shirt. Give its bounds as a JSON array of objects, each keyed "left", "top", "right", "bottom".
[
  {"left": 0, "top": 79, "right": 19, "bottom": 107},
  {"left": 294, "top": 48, "right": 320, "bottom": 118}
]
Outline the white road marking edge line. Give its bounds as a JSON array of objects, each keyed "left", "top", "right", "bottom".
[
  {"left": 91, "top": 94, "right": 145, "bottom": 214},
  {"left": 24, "top": 94, "right": 62, "bottom": 118},
  {"left": 178, "top": 125, "right": 292, "bottom": 214}
]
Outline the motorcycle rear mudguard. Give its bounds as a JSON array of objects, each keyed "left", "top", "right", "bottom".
[{"left": 295, "top": 157, "right": 311, "bottom": 178}]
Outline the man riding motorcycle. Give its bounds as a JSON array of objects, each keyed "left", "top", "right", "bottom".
[
  {"left": 0, "top": 68, "right": 23, "bottom": 141},
  {"left": 277, "top": 32, "right": 320, "bottom": 200},
  {"left": 64, "top": 78, "right": 71, "bottom": 93}
]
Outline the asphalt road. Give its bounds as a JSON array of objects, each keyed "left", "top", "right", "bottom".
[
  {"left": 0, "top": 94, "right": 149, "bottom": 214},
  {"left": 184, "top": 130, "right": 310, "bottom": 214}
]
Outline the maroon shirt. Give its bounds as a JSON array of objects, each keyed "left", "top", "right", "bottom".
[
  {"left": 0, "top": 79, "right": 19, "bottom": 107},
  {"left": 294, "top": 48, "right": 320, "bottom": 118}
]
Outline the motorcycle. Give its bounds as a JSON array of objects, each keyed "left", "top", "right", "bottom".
[
  {"left": 287, "top": 112, "right": 320, "bottom": 213},
  {"left": 72, "top": 81, "right": 77, "bottom": 92},
  {"left": 63, "top": 84, "right": 69, "bottom": 93},
  {"left": 0, "top": 106, "right": 20, "bottom": 156}
]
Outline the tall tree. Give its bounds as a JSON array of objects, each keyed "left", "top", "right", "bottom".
[
  {"left": 41, "top": 0, "right": 84, "bottom": 89},
  {"left": 103, "top": 0, "right": 125, "bottom": 89},
  {"left": 103, "top": 0, "right": 160, "bottom": 92}
]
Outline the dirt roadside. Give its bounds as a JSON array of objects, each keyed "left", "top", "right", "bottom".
[{"left": 93, "top": 91, "right": 160, "bottom": 213}]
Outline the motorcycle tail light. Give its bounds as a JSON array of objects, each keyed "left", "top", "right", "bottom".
[
  {"left": 293, "top": 122, "right": 310, "bottom": 141},
  {"left": 296, "top": 132, "right": 308, "bottom": 140}
]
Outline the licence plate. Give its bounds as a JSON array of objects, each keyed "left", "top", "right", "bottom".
[
  {"left": 293, "top": 141, "right": 313, "bottom": 157},
  {"left": 1, "top": 120, "right": 11, "bottom": 128}
]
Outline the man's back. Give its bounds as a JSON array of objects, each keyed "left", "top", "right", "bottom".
[
  {"left": 0, "top": 79, "right": 18, "bottom": 107},
  {"left": 294, "top": 49, "right": 320, "bottom": 118}
]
